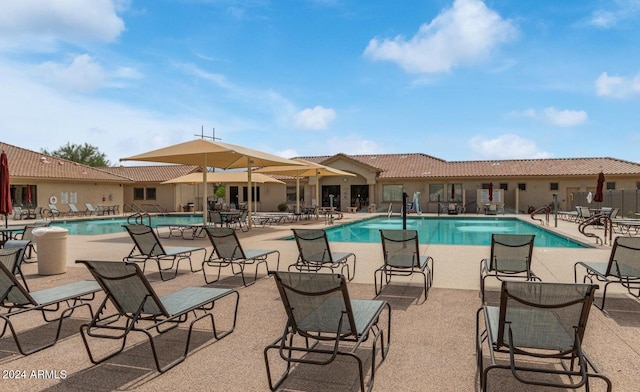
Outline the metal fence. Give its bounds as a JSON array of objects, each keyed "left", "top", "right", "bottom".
[{"left": 569, "top": 190, "right": 640, "bottom": 218}]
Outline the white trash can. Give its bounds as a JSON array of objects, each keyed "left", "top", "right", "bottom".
[{"left": 32, "top": 227, "right": 68, "bottom": 275}]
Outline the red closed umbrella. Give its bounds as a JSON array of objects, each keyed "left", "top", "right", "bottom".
[
  {"left": 26, "top": 184, "right": 32, "bottom": 205},
  {"left": 594, "top": 172, "right": 604, "bottom": 203},
  {"left": 0, "top": 151, "right": 13, "bottom": 227},
  {"left": 488, "top": 182, "right": 493, "bottom": 202},
  {"left": 451, "top": 184, "right": 455, "bottom": 200}
]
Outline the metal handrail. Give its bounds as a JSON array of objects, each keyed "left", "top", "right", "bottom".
[
  {"left": 578, "top": 214, "right": 613, "bottom": 245},
  {"left": 530, "top": 206, "right": 550, "bottom": 225},
  {"left": 127, "top": 212, "right": 152, "bottom": 227}
]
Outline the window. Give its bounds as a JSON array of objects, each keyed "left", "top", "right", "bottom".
[
  {"left": 517, "top": 183, "right": 526, "bottom": 191},
  {"left": 133, "top": 188, "right": 144, "bottom": 200},
  {"left": 550, "top": 183, "right": 559, "bottom": 191},
  {"left": 286, "top": 185, "right": 301, "bottom": 202},
  {"left": 500, "top": 183, "right": 508, "bottom": 191},
  {"left": 383, "top": 185, "right": 404, "bottom": 202},
  {"left": 134, "top": 187, "right": 156, "bottom": 200},
  {"left": 606, "top": 182, "right": 615, "bottom": 190},
  {"left": 637, "top": 182, "right": 640, "bottom": 190},
  {"left": 242, "top": 186, "right": 260, "bottom": 202},
  {"left": 145, "top": 188, "right": 157, "bottom": 200},
  {"left": 428, "top": 184, "right": 444, "bottom": 202}
]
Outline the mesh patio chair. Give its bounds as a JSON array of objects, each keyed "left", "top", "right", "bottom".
[
  {"left": 574, "top": 236, "right": 640, "bottom": 310},
  {"left": 0, "top": 261, "right": 99, "bottom": 355},
  {"left": 375, "top": 230, "right": 434, "bottom": 300},
  {"left": 480, "top": 234, "right": 539, "bottom": 302},
  {"left": 1, "top": 240, "right": 31, "bottom": 291},
  {"left": 202, "top": 227, "right": 280, "bottom": 286},
  {"left": 44, "top": 204, "right": 62, "bottom": 219},
  {"left": 123, "top": 224, "right": 206, "bottom": 281},
  {"left": 18, "top": 221, "right": 51, "bottom": 260},
  {"left": 76, "top": 260, "right": 239, "bottom": 373},
  {"left": 476, "top": 281, "right": 611, "bottom": 391},
  {"left": 264, "top": 271, "right": 391, "bottom": 392},
  {"left": 290, "top": 228, "right": 357, "bottom": 281}
]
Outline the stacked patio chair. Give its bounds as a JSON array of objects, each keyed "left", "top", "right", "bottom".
[
  {"left": 479, "top": 234, "right": 539, "bottom": 302},
  {"left": 0, "top": 260, "right": 100, "bottom": 355},
  {"left": 76, "top": 260, "right": 239, "bottom": 373},
  {"left": 574, "top": 236, "right": 640, "bottom": 310},
  {"left": 290, "top": 228, "right": 357, "bottom": 281},
  {"left": 123, "top": 224, "right": 206, "bottom": 281},
  {"left": 375, "top": 229, "right": 434, "bottom": 300},
  {"left": 476, "top": 281, "right": 611, "bottom": 391},
  {"left": 264, "top": 271, "right": 391, "bottom": 392},
  {"left": 202, "top": 227, "right": 279, "bottom": 286}
]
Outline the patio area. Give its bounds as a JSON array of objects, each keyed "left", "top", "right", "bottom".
[{"left": 1, "top": 213, "right": 639, "bottom": 391}]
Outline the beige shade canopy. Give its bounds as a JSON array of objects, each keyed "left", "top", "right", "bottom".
[
  {"left": 162, "top": 171, "right": 284, "bottom": 185},
  {"left": 121, "top": 139, "right": 304, "bottom": 228},
  {"left": 254, "top": 158, "right": 355, "bottom": 213}
]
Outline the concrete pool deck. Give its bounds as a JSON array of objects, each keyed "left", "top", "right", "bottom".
[{"left": 1, "top": 212, "right": 639, "bottom": 391}]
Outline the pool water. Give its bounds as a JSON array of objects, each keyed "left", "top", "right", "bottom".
[
  {"left": 319, "top": 217, "right": 587, "bottom": 248},
  {"left": 51, "top": 215, "right": 203, "bottom": 235}
]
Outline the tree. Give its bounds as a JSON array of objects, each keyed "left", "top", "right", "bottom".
[{"left": 42, "top": 143, "right": 111, "bottom": 167}]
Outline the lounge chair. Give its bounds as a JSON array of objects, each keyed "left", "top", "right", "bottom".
[
  {"left": 290, "top": 228, "right": 357, "bottom": 281},
  {"left": 43, "top": 204, "right": 61, "bottom": 219},
  {"left": 0, "top": 261, "right": 99, "bottom": 355},
  {"left": 76, "top": 260, "right": 239, "bottom": 373},
  {"left": 375, "top": 229, "right": 434, "bottom": 300},
  {"left": 67, "top": 203, "right": 83, "bottom": 216},
  {"left": 479, "top": 234, "right": 539, "bottom": 302},
  {"left": 264, "top": 271, "right": 391, "bottom": 392},
  {"left": 202, "top": 227, "right": 280, "bottom": 286},
  {"left": 447, "top": 203, "right": 458, "bottom": 215},
  {"left": 84, "top": 203, "right": 97, "bottom": 215},
  {"left": 1, "top": 240, "right": 31, "bottom": 290},
  {"left": 122, "top": 224, "right": 206, "bottom": 281},
  {"left": 574, "top": 236, "right": 640, "bottom": 310},
  {"left": 476, "top": 281, "right": 611, "bottom": 391},
  {"left": 16, "top": 221, "right": 51, "bottom": 260}
]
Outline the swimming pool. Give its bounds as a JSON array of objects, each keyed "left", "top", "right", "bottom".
[
  {"left": 317, "top": 217, "right": 587, "bottom": 248},
  {"left": 51, "top": 215, "right": 203, "bottom": 235}
]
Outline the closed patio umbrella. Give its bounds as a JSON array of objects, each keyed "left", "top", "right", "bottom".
[
  {"left": 0, "top": 151, "right": 12, "bottom": 227},
  {"left": 594, "top": 172, "right": 605, "bottom": 203},
  {"left": 488, "top": 182, "right": 493, "bottom": 202},
  {"left": 121, "top": 139, "right": 304, "bottom": 229}
]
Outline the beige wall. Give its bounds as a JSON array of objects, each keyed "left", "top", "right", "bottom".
[{"left": 20, "top": 181, "right": 123, "bottom": 211}]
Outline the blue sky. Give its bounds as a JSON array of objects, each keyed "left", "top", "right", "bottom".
[{"left": 1, "top": 0, "right": 639, "bottom": 166}]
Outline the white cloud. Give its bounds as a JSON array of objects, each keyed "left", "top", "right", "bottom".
[
  {"left": 34, "top": 54, "right": 141, "bottom": 92},
  {"left": 595, "top": 71, "right": 640, "bottom": 98},
  {"left": 0, "top": 0, "right": 126, "bottom": 51},
  {"left": 469, "top": 134, "right": 552, "bottom": 159},
  {"left": 294, "top": 106, "right": 336, "bottom": 130},
  {"left": 326, "top": 135, "right": 382, "bottom": 155},
  {"left": 542, "top": 108, "right": 587, "bottom": 127},
  {"left": 587, "top": 1, "right": 640, "bottom": 29},
  {"left": 277, "top": 149, "right": 299, "bottom": 159},
  {"left": 511, "top": 107, "right": 587, "bottom": 127},
  {"left": 364, "top": 0, "right": 517, "bottom": 74},
  {"left": 37, "top": 54, "right": 106, "bottom": 92}
]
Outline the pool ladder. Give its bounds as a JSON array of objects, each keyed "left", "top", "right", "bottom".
[
  {"left": 127, "top": 212, "right": 152, "bottom": 226},
  {"left": 578, "top": 214, "right": 612, "bottom": 246}
]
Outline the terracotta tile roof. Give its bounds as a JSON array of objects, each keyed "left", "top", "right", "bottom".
[
  {"left": 298, "top": 153, "right": 640, "bottom": 179},
  {"left": 101, "top": 165, "right": 200, "bottom": 182},
  {"left": 1, "top": 141, "right": 131, "bottom": 182}
]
